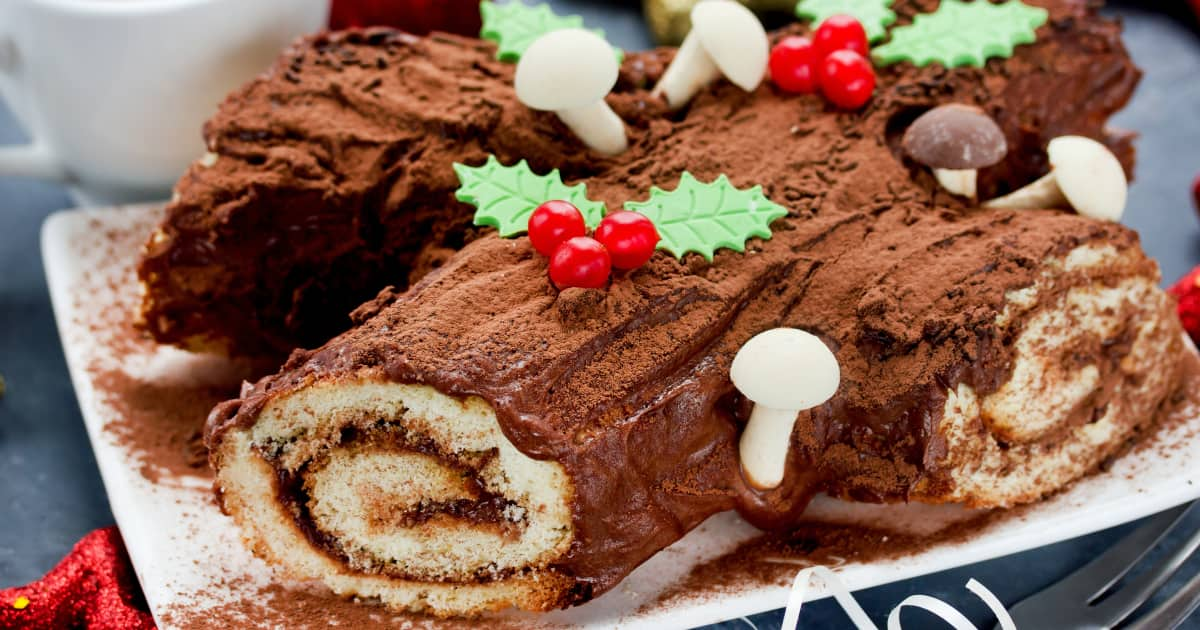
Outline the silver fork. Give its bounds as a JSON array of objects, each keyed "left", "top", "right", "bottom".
[{"left": 1003, "top": 501, "right": 1200, "bottom": 629}]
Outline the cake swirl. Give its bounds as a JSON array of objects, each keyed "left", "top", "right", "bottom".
[{"left": 211, "top": 383, "right": 582, "bottom": 611}]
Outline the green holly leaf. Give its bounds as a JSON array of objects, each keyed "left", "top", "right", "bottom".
[
  {"left": 624, "top": 173, "right": 788, "bottom": 262},
  {"left": 454, "top": 155, "right": 606, "bottom": 237},
  {"left": 479, "top": 1, "right": 622, "bottom": 63},
  {"left": 872, "top": 0, "right": 1048, "bottom": 68},
  {"left": 794, "top": 0, "right": 897, "bottom": 43}
]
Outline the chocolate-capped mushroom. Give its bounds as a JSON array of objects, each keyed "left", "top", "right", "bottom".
[{"left": 902, "top": 104, "right": 1008, "bottom": 199}]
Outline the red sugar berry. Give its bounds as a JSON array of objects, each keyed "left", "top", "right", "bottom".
[
  {"left": 769, "top": 36, "right": 821, "bottom": 94},
  {"left": 819, "top": 49, "right": 876, "bottom": 110},
  {"left": 549, "top": 237, "right": 612, "bottom": 289},
  {"left": 813, "top": 14, "right": 869, "bottom": 58},
  {"left": 528, "top": 200, "right": 587, "bottom": 257},
  {"left": 594, "top": 211, "right": 660, "bottom": 270}
]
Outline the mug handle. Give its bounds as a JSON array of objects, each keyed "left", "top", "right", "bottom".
[{"left": 0, "top": 31, "right": 66, "bottom": 180}]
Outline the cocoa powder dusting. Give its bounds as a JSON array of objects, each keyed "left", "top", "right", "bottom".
[
  {"left": 160, "top": 581, "right": 533, "bottom": 630},
  {"left": 91, "top": 369, "right": 225, "bottom": 482},
  {"left": 1129, "top": 346, "right": 1200, "bottom": 460},
  {"left": 652, "top": 512, "right": 1001, "bottom": 610},
  {"left": 71, "top": 213, "right": 251, "bottom": 483}
]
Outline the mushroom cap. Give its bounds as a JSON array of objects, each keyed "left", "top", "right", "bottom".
[
  {"left": 690, "top": 0, "right": 769, "bottom": 92},
  {"left": 730, "top": 328, "right": 841, "bottom": 410},
  {"left": 902, "top": 104, "right": 1008, "bottom": 170},
  {"left": 1047, "top": 135, "right": 1127, "bottom": 222},
  {"left": 515, "top": 29, "right": 620, "bottom": 111}
]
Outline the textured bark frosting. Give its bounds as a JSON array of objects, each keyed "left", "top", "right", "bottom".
[
  {"left": 199, "top": 0, "right": 1162, "bottom": 599},
  {"left": 138, "top": 1, "right": 1137, "bottom": 358}
]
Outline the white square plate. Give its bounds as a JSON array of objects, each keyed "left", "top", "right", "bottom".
[{"left": 42, "top": 204, "right": 1200, "bottom": 629}]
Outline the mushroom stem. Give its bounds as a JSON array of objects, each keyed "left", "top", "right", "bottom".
[
  {"left": 739, "top": 405, "right": 798, "bottom": 490},
  {"left": 652, "top": 32, "right": 722, "bottom": 110},
  {"left": 555, "top": 99, "right": 629, "bottom": 156},
  {"left": 982, "top": 172, "right": 1066, "bottom": 210},
  {"left": 933, "top": 168, "right": 978, "bottom": 199}
]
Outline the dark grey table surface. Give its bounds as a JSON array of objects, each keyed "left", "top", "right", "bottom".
[{"left": 1, "top": 2, "right": 1198, "bottom": 628}]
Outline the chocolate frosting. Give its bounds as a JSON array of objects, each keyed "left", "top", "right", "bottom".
[
  {"left": 201, "top": 0, "right": 1153, "bottom": 601},
  {"left": 138, "top": 1, "right": 1138, "bottom": 358}
]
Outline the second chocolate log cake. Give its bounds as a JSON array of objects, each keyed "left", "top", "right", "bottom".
[
  {"left": 168, "top": 0, "right": 1186, "bottom": 620},
  {"left": 136, "top": 0, "right": 1140, "bottom": 358}
]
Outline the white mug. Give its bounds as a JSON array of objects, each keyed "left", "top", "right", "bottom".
[{"left": 0, "top": 0, "right": 330, "bottom": 205}]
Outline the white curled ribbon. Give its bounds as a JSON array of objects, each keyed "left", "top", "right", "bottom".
[{"left": 780, "top": 567, "right": 1016, "bottom": 630}]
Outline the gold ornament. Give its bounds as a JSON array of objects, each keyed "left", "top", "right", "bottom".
[{"left": 643, "top": 0, "right": 795, "bottom": 45}]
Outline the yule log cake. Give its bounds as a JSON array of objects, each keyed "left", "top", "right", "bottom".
[{"left": 142, "top": 0, "right": 1189, "bottom": 619}]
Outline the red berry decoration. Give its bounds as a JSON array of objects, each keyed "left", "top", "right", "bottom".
[
  {"left": 1169, "top": 264, "right": 1200, "bottom": 345},
  {"left": 594, "top": 210, "right": 661, "bottom": 270},
  {"left": 769, "top": 36, "right": 821, "bottom": 94},
  {"left": 528, "top": 200, "right": 588, "bottom": 257},
  {"left": 1192, "top": 172, "right": 1200, "bottom": 216},
  {"left": 819, "top": 49, "right": 876, "bottom": 110},
  {"left": 813, "top": 14, "right": 869, "bottom": 58},
  {"left": 549, "top": 237, "right": 612, "bottom": 289}
]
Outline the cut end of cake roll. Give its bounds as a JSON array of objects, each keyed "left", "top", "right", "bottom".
[
  {"left": 914, "top": 241, "right": 1184, "bottom": 508},
  {"left": 208, "top": 379, "right": 582, "bottom": 616}
]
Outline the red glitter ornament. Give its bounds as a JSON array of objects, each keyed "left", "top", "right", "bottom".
[
  {"left": 0, "top": 527, "right": 155, "bottom": 630},
  {"left": 1169, "top": 264, "right": 1200, "bottom": 345},
  {"left": 328, "top": 0, "right": 482, "bottom": 36}
]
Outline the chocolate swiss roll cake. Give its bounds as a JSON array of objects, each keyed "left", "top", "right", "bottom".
[
  {"left": 207, "top": 211, "right": 1182, "bottom": 615},
  {"left": 192, "top": 0, "right": 1190, "bottom": 617}
]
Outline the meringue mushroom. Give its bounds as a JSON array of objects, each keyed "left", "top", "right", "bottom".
[
  {"left": 515, "top": 29, "right": 628, "bottom": 156},
  {"left": 731, "top": 328, "right": 840, "bottom": 490},
  {"left": 984, "top": 135, "right": 1127, "bottom": 222},
  {"left": 651, "top": 0, "right": 769, "bottom": 110},
  {"left": 902, "top": 104, "right": 1007, "bottom": 199}
]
